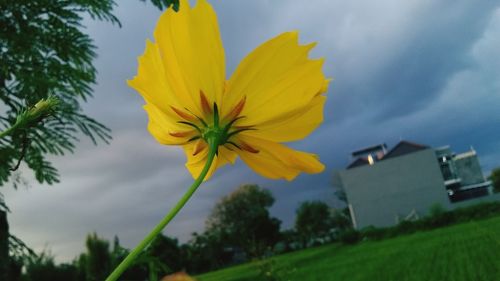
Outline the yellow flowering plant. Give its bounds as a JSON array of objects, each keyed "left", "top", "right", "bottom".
[{"left": 106, "top": 0, "right": 329, "bottom": 280}]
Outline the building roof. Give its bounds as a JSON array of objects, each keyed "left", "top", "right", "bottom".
[
  {"left": 346, "top": 140, "right": 430, "bottom": 169},
  {"left": 382, "top": 141, "right": 429, "bottom": 160},
  {"left": 351, "top": 143, "right": 387, "bottom": 158}
]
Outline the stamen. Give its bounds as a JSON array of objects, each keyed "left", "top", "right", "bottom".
[
  {"left": 170, "top": 106, "right": 197, "bottom": 122},
  {"left": 199, "top": 90, "right": 212, "bottom": 115}
]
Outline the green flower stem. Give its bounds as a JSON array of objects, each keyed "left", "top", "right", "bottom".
[
  {"left": 105, "top": 139, "right": 219, "bottom": 281},
  {"left": 0, "top": 122, "right": 20, "bottom": 139},
  {"left": 148, "top": 261, "right": 157, "bottom": 281}
]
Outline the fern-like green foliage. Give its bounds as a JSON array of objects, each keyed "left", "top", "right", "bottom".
[
  {"left": 0, "top": 0, "right": 178, "bottom": 186},
  {"left": 0, "top": 0, "right": 115, "bottom": 185}
]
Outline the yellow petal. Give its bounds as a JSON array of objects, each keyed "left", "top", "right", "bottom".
[
  {"left": 219, "top": 145, "right": 238, "bottom": 164},
  {"left": 249, "top": 95, "right": 326, "bottom": 142},
  {"left": 128, "top": 40, "right": 182, "bottom": 119},
  {"left": 144, "top": 103, "right": 194, "bottom": 145},
  {"left": 183, "top": 141, "right": 236, "bottom": 180},
  {"left": 224, "top": 31, "right": 328, "bottom": 126},
  {"left": 235, "top": 135, "right": 324, "bottom": 181},
  {"left": 154, "top": 0, "right": 225, "bottom": 116}
]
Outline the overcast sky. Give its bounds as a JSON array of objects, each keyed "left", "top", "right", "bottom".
[{"left": 4, "top": 0, "right": 500, "bottom": 262}]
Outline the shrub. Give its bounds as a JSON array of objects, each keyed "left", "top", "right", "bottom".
[
  {"left": 339, "top": 229, "right": 361, "bottom": 245},
  {"left": 428, "top": 203, "right": 446, "bottom": 217},
  {"left": 360, "top": 226, "right": 388, "bottom": 241},
  {"left": 357, "top": 201, "right": 500, "bottom": 243}
]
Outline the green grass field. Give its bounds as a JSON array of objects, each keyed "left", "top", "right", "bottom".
[{"left": 197, "top": 215, "right": 500, "bottom": 281}]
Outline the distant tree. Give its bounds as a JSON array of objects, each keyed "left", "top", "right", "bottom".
[
  {"left": 108, "top": 236, "right": 142, "bottom": 280},
  {"left": 331, "top": 207, "right": 352, "bottom": 231},
  {"left": 110, "top": 236, "right": 127, "bottom": 269},
  {"left": 295, "top": 201, "right": 332, "bottom": 247},
  {"left": 23, "top": 252, "right": 78, "bottom": 281},
  {"left": 75, "top": 253, "right": 87, "bottom": 281},
  {"left": 489, "top": 168, "right": 500, "bottom": 193},
  {"left": 278, "top": 229, "right": 300, "bottom": 252},
  {"left": 109, "top": 234, "right": 179, "bottom": 280},
  {"left": 206, "top": 184, "right": 282, "bottom": 258},
  {"left": 147, "top": 234, "right": 182, "bottom": 273},
  {"left": 183, "top": 231, "right": 231, "bottom": 274},
  {"left": 83, "top": 233, "right": 112, "bottom": 281},
  {"left": 79, "top": 235, "right": 149, "bottom": 281},
  {"left": 129, "top": 234, "right": 181, "bottom": 281}
]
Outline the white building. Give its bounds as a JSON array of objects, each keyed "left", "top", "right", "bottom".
[{"left": 339, "top": 141, "right": 495, "bottom": 229}]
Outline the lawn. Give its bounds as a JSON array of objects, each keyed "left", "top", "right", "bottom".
[{"left": 197, "top": 215, "right": 500, "bottom": 281}]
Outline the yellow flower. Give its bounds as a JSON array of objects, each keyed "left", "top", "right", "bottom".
[
  {"left": 161, "top": 271, "right": 196, "bottom": 281},
  {"left": 128, "top": 0, "right": 329, "bottom": 181}
]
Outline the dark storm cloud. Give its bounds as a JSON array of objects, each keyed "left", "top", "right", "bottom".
[
  {"left": 4, "top": 0, "right": 500, "bottom": 262},
  {"left": 367, "top": 1, "right": 499, "bottom": 121}
]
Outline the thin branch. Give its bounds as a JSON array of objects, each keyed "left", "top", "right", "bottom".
[{"left": 10, "top": 133, "right": 29, "bottom": 171}]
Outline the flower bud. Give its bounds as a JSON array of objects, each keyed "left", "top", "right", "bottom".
[{"left": 25, "top": 96, "right": 59, "bottom": 125}]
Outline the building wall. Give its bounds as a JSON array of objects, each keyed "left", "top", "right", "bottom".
[{"left": 340, "top": 149, "right": 450, "bottom": 229}]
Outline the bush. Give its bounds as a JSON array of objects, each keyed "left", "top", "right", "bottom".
[
  {"left": 394, "top": 219, "right": 424, "bottom": 235},
  {"left": 422, "top": 211, "right": 455, "bottom": 229},
  {"left": 428, "top": 203, "right": 446, "bottom": 217},
  {"left": 360, "top": 226, "right": 388, "bottom": 241},
  {"left": 256, "top": 259, "right": 295, "bottom": 281},
  {"left": 339, "top": 229, "right": 361, "bottom": 245},
  {"left": 358, "top": 201, "right": 500, "bottom": 243}
]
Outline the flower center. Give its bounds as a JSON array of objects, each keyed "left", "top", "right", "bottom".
[{"left": 169, "top": 90, "right": 256, "bottom": 153}]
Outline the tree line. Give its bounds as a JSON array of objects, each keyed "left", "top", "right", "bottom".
[{"left": 14, "top": 184, "right": 351, "bottom": 281}]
